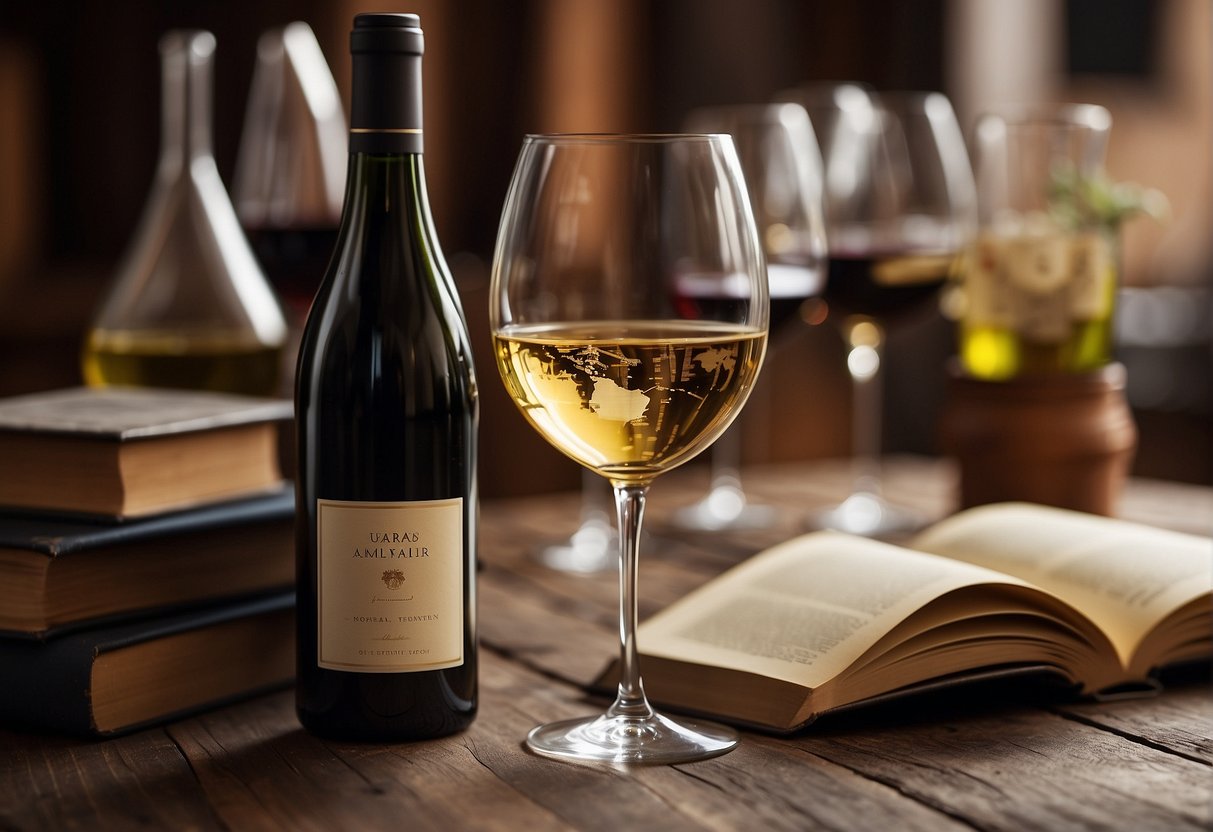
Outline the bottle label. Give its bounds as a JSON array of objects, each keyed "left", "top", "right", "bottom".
[{"left": 317, "top": 497, "right": 464, "bottom": 672}]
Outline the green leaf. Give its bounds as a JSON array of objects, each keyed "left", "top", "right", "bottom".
[{"left": 1048, "top": 164, "right": 1169, "bottom": 230}]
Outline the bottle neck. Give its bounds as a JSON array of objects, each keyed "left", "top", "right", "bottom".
[
  {"left": 159, "top": 31, "right": 215, "bottom": 167},
  {"left": 339, "top": 152, "right": 438, "bottom": 249}
]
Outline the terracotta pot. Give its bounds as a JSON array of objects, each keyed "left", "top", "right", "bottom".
[{"left": 940, "top": 362, "right": 1136, "bottom": 516}]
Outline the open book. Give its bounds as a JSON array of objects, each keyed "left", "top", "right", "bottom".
[{"left": 604, "top": 503, "right": 1211, "bottom": 732}]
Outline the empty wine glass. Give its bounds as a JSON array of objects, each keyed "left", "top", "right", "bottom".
[
  {"left": 491, "top": 134, "right": 769, "bottom": 763},
  {"left": 788, "top": 87, "right": 976, "bottom": 535},
  {"left": 669, "top": 103, "right": 827, "bottom": 532}
]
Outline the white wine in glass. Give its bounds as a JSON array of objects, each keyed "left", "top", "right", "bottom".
[{"left": 491, "top": 134, "right": 769, "bottom": 764}]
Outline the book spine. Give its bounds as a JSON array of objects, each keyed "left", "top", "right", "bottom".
[{"left": 0, "top": 639, "right": 98, "bottom": 736}]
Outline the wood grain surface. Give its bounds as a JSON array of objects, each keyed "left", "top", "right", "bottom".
[{"left": 1, "top": 458, "right": 1209, "bottom": 831}]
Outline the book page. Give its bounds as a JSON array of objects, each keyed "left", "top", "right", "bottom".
[
  {"left": 637, "top": 531, "right": 1034, "bottom": 690},
  {"left": 911, "top": 503, "right": 1212, "bottom": 666}
]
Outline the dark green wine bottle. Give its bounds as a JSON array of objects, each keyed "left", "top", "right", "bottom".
[{"left": 295, "top": 12, "right": 478, "bottom": 741}]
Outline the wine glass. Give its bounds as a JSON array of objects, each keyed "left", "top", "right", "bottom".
[
  {"left": 790, "top": 88, "right": 975, "bottom": 536},
  {"left": 536, "top": 469, "right": 617, "bottom": 574},
  {"left": 491, "top": 134, "right": 769, "bottom": 764},
  {"left": 669, "top": 103, "right": 827, "bottom": 532}
]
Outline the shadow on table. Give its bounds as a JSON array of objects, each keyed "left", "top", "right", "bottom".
[{"left": 800, "top": 660, "right": 1211, "bottom": 738}]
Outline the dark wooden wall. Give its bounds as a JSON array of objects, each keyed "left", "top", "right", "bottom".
[{"left": 0, "top": 1, "right": 1204, "bottom": 492}]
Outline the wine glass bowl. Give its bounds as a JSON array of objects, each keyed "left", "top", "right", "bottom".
[
  {"left": 491, "top": 134, "right": 768, "bottom": 763},
  {"left": 494, "top": 319, "right": 765, "bottom": 481},
  {"left": 823, "top": 92, "right": 974, "bottom": 323},
  {"left": 493, "top": 135, "right": 769, "bottom": 483}
]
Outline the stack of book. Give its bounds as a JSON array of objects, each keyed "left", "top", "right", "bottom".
[{"left": 0, "top": 387, "right": 296, "bottom": 737}]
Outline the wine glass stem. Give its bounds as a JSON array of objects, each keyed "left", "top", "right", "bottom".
[
  {"left": 579, "top": 467, "right": 613, "bottom": 527},
  {"left": 847, "top": 319, "right": 884, "bottom": 498},
  {"left": 607, "top": 481, "right": 655, "bottom": 720},
  {"left": 709, "top": 427, "right": 743, "bottom": 494}
]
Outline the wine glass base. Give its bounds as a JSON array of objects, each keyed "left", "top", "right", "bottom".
[
  {"left": 536, "top": 520, "right": 617, "bottom": 574},
  {"left": 668, "top": 487, "right": 778, "bottom": 532},
  {"left": 525, "top": 711, "right": 738, "bottom": 765},
  {"left": 805, "top": 492, "right": 924, "bottom": 537}
]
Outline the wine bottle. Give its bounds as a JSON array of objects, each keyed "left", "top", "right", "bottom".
[{"left": 294, "top": 13, "right": 478, "bottom": 741}]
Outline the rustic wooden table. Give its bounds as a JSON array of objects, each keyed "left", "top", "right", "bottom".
[{"left": 2, "top": 458, "right": 1210, "bottom": 831}]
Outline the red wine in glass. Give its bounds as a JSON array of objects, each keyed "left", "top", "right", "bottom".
[
  {"left": 245, "top": 225, "right": 340, "bottom": 319},
  {"left": 675, "top": 262, "right": 824, "bottom": 333},
  {"left": 823, "top": 248, "right": 955, "bottom": 324}
]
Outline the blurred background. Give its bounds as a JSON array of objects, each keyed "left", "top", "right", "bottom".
[{"left": 0, "top": 0, "right": 1209, "bottom": 497}]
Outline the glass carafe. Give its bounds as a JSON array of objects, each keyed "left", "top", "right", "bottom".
[
  {"left": 233, "top": 21, "right": 345, "bottom": 322},
  {"left": 955, "top": 104, "right": 1114, "bottom": 379},
  {"left": 83, "top": 30, "right": 287, "bottom": 397}
]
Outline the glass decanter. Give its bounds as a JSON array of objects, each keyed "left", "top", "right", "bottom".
[
  {"left": 83, "top": 30, "right": 287, "bottom": 397},
  {"left": 233, "top": 21, "right": 346, "bottom": 323}
]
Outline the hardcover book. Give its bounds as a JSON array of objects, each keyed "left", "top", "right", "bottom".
[
  {"left": 0, "top": 591, "right": 294, "bottom": 737},
  {"left": 599, "top": 503, "right": 1211, "bottom": 732},
  {"left": 0, "top": 386, "right": 291, "bottom": 518},
  {"left": 0, "top": 488, "right": 295, "bottom": 637}
]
